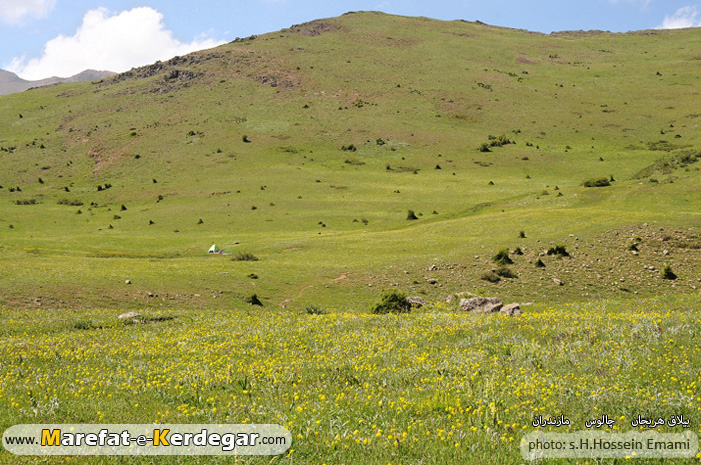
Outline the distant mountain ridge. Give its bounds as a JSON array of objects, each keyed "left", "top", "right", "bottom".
[{"left": 0, "top": 69, "right": 116, "bottom": 96}]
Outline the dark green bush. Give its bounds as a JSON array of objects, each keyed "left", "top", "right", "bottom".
[
  {"left": 493, "top": 249, "right": 514, "bottom": 266},
  {"left": 495, "top": 267, "right": 518, "bottom": 278},
  {"left": 232, "top": 252, "right": 259, "bottom": 262},
  {"left": 57, "top": 198, "right": 83, "bottom": 206},
  {"left": 547, "top": 245, "right": 570, "bottom": 258},
  {"left": 305, "top": 304, "right": 325, "bottom": 315},
  {"left": 245, "top": 294, "right": 263, "bottom": 306},
  {"left": 73, "top": 320, "right": 96, "bottom": 330},
  {"left": 480, "top": 271, "right": 501, "bottom": 283},
  {"left": 406, "top": 210, "right": 418, "bottom": 220},
  {"left": 662, "top": 266, "right": 677, "bottom": 280},
  {"left": 487, "top": 134, "right": 513, "bottom": 147},
  {"left": 582, "top": 177, "right": 611, "bottom": 187},
  {"left": 371, "top": 290, "right": 411, "bottom": 314},
  {"left": 535, "top": 258, "right": 546, "bottom": 268}
]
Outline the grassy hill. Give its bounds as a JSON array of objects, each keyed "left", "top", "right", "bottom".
[
  {"left": 0, "top": 11, "right": 700, "bottom": 311},
  {"left": 0, "top": 69, "right": 115, "bottom": 96}
]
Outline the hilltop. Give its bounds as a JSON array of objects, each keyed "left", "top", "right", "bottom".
[
  {"left": 0, "top": 12, "right": 699, "bottom": 310},
  {"left": 0, "top": 68, "right": 115, "bottom": 96}
]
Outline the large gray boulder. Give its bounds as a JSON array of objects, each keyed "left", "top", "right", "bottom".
[
  {"left": 500, "top": 303, "right": 521, "bottom": 316},
  {"left": 459, "top": 296, "right": 503, "bottom": 313},
  {"left": 407, "top": 296, "right": 428, "bottom": 308},
  {"left": 118, "top": 312, "right": 141, "bottom": 320}
]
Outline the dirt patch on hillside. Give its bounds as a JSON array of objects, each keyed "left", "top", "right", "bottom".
[{"left": 516, "top": 56, "right": 538, "bottom": 65}]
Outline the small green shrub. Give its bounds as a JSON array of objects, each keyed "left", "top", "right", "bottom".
[
  {"left": 232, "top": 252, "right": 259, "bottom": 262},
  {"left": 406, "top": 210, "right": 418, "bottom": 220},
  {"left": 73, "top": 320, "right": 96, "bottom": 330},
  {"left": 487, "top": 134, "right": 513, "bottom": 147},
  {"left": 535, "top": 258, "right": 546, "bottom": 268},
  {"left": 547, "top": 245, "right": 570, "bottom": 258},
  {"left": 519, "top": 230, "right": 526, "bottom": 238},
  {"left": 245, "top": 294, "right": 263, "bottom": 306},
  {"left": 582, "top": 177, "right": 611, "bottom": 187},
  {"left": 662, "top": 266, "right": 677, "bottom": 280},
  {"left": 495, "top": 267, "right": 518, "bottom": 278},
  {"left": 480, "top": 271, "right": 501, "bottom": 283},
  {"left": 513, "top": 247, "right": 524, "bottom": 255},
  {"left": 493, "top": 249, "right": 513, "bottom": 266},
  {"left": 57, "top": 198, "right": 83, "bottom": 206},
  {"left": 371, "top": 290, "right": 410, "bottom": 314},
  {"left": 14, "top": 199, "right": 37, "bottom": 205},
  {"left": 305, "top": 304, "right": 325, "bottom": 315}
]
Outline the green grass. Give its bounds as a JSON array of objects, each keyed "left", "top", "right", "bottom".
[
  {"left": 0, "top": 13, "right": 700, "bottom": 310},
  {"left": 0, "top": 12, "right": 701, "bottom": 463},
  {"left": 0, "top": 296, "right": 699, "bottom": 464}
]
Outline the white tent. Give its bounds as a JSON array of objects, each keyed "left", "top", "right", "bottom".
[{"left": 208, "top": 244, "right": 222, "bottom": 254}]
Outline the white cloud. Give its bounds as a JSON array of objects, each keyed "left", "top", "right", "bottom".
[
  {"left": 7, "top": 7, "right": 226, "bottom": 80},
  {"left": 0, "top": 0, "right": 56, "bottom": 24},
  {"left": 659, "top": 6, "right": 701, "bottom": 29}
]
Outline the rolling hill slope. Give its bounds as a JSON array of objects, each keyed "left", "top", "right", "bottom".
[
  {"left": 0, "top": 69, "right": 115, "bottom": 96},
  {"left": 0, "top": 12, "right": 699, "bottom": 310}
]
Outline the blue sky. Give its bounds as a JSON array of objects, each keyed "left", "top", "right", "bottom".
[{"left": 1, "top": 0, "right": 700, "bottom": 80}]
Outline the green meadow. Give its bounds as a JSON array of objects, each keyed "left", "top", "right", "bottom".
[{"left": 0, "top": 11, "right": 700, "bottom": 464}]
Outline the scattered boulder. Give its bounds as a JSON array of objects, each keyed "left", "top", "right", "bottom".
[
  {"left": 500, "top": 303, "right": 521, "bottom": 316},
  {"left": 407, "top": 296, "right": 428, "bottom": 308},
  {"left": 459, "top": 296, "right": 503, "bottom": 313},
  {"left": 118, "top": 312, "right": 141, "bottom": 320},
  {"left": 125, "top": 279, "right": 132, "bottom": 285},
  {"left": 427, "top": 278, "right": 438, "bottom": 285},
  {"left": 553, "top": 278, "right": 564, "bottom": 286}
]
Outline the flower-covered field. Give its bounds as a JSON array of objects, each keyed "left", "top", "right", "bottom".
[{"left": 1, "top": 296, "right": 700, "bottom": 464}]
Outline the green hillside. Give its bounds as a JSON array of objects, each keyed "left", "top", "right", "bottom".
[{"left": 1, "top": 11, "right": 700, "bottom": 310}]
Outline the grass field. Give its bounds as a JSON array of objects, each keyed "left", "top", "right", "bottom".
[
  {"left": 1, "top": 11, "right": 700, "bottom": 464},
  {"left": 1, "top": 296, "right": 700, "bottom": 464}
]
